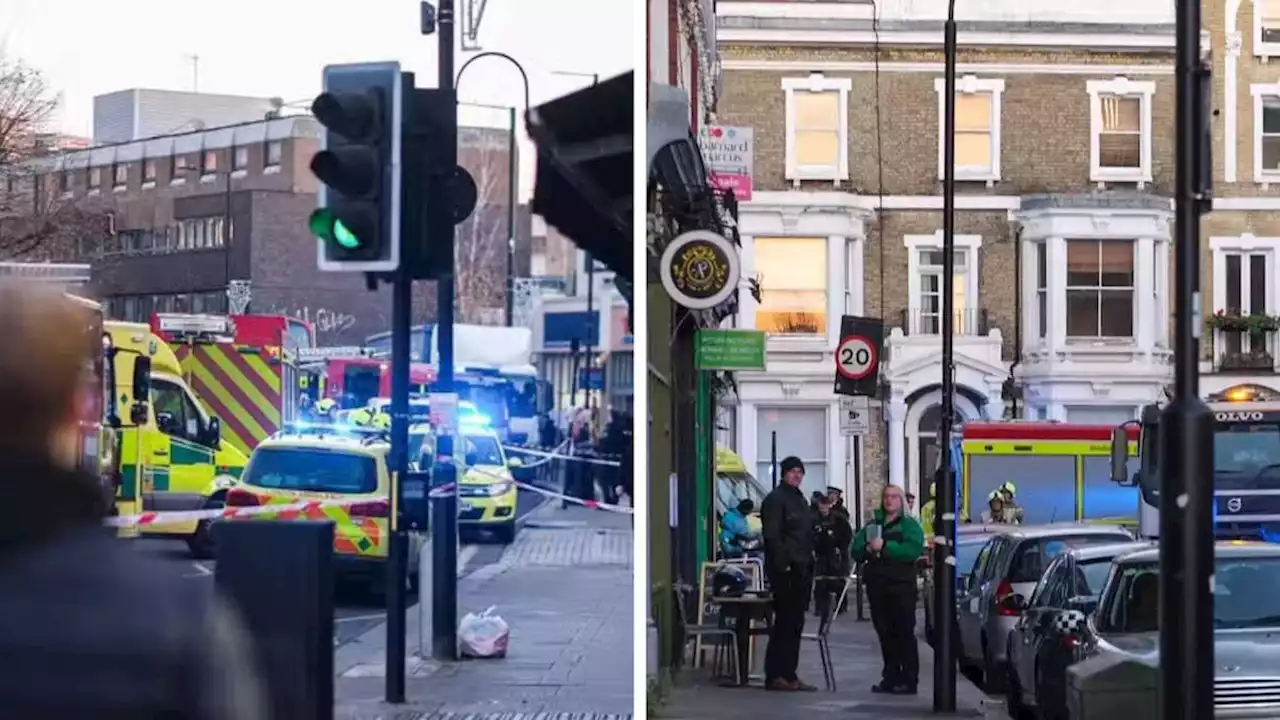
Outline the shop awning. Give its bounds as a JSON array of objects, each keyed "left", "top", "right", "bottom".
[{"left": 526, "top": 72, "right": 632, "bottom": 283}]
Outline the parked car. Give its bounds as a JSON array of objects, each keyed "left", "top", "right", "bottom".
[
  {"left": 1004, "top": 540, "right": 1153, "bottom": 720},
  {"left": 922, "top": 524, "right": 1018, "bottom": 646},
  {"left": 955, "top": 523, "right": 1134, "bottom": 691},
  {"left": 1057, "top": 541, "right": 1280, "bottom": 718}
]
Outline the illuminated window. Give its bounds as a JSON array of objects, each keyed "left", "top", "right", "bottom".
[
  {"left": 934, "top": 75, "right": 1004, "bottom": 181},
  {"left": 782, "top": 74, "right": 851, "bottom": 184},
  {"left": 753, "top": 237, "right": 827, "bottom": 336},
  {"left": 905, "top": 232, "right": 982, "bottom": 335}
]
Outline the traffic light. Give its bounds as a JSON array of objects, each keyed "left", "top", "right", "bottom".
[{"left": 311, "top": 61, "right": 404, "bottom": 273}]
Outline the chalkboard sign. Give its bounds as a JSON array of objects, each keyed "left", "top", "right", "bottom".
[{"left": 694, "top": 559, "right": 764, "bottom": 668}]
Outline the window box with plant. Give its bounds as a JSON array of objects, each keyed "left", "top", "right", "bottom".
[{"left": 1208, "top": 309, "right": 1280, "bottom": 371}]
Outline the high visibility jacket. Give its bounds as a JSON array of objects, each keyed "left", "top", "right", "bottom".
[
  {"left": 349, "top": 408, "right": 373, "bottom": 426},
  {"left": 920, "top": 499, "right": 935, "bottom": 539}
]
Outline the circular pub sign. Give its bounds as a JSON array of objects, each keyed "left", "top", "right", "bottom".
[{"left": 658, "top": 229, "right": 740, "bottom": 310}]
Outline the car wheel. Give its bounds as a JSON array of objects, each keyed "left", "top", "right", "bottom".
[
  {"left": 1005, "top": 638, "right": 1028, "bottom": 718},
  {"left": 186, "top": 494, "right": 225, "bottom": 560},
  {"left": 982, "top": 636, "right": 1007, "bottom": 694},
  {"left": 493, "top": 520, "right": 517, "bottom": 544}
]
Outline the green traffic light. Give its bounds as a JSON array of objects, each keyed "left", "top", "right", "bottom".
[{"left": 309, "top": 208, "right": 361, "bottom": 249}]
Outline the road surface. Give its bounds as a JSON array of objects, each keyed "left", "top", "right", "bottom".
[{"left": 128, "top": 487, "right": 549, "bottom": 647}]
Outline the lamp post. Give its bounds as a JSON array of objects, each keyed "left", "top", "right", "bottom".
[
  {"left": 933, "top": 0, "right": 959, "bottom": 711},
  {"left": 455, "top": 52, "right": 531, "bottom": 329},
  {"left": 551, "top": 70, "right": 600, "bottom": 409}
]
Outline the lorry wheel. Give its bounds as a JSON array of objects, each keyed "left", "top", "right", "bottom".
[{"left": 186, "top": 494, "right": 225, "bottom": 560}]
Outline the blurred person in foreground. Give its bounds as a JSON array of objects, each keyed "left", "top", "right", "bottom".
[
  {"left": 0, "top": 281, "right": 267, "bottom": 720},
  {"left": 852, "top": 484, "right": 925, "bottom": 695}
]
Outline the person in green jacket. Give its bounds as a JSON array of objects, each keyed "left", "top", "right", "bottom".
[{"left": 852, "top": 484, "right": 926, "bottom": 695}]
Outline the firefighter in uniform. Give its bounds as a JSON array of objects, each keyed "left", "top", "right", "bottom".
[{"left": 314, "top": 398, "right": 337, "bottom": 423}]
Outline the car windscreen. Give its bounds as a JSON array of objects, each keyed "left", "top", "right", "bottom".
[
  {"left": 1079, "top": 558, "right": 1115, "bottom": 594},
  {"left": 462, "top": 434, "right": 504, "bottom": 466},
  {"left": 244, "top": 447, "right": 377, "bottom": 494},
  {"left": 956, "top": 539, "right": 988, "bottom": 577},
  {"left": 716, "top": 471, "right": 767, "bottom": 515},
  {"left": 1008, "top": 534, "right": 1133, "bottom": 583},
  {"left": 1100, "top": 557, "right": 1280, "bottom": 632}
]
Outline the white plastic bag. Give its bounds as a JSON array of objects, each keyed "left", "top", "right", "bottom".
[{"left": 458, "top": 605, "right": 510, "bottom": 658}]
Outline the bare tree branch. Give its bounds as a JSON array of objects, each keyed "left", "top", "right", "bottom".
[
  {"left": 0, "top": 54, "right": 108, "bottom": 261},
  {"left": 454, "top": 142, "right": 511, "bottom": 325}
]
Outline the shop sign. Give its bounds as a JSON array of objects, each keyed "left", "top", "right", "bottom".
[{"left": 659, "top": 229, "right": 740, "bottom": 310}]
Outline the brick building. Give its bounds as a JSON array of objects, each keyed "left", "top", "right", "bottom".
[
  {"left": 714, "top": 0, "right": 1189, "bottom": 510},
  {"left": 0, "top": 116, "right": 530, "bottom": 345},
  {"left": 1199, "top": 0, "right": 1280, "bottom": 398}
]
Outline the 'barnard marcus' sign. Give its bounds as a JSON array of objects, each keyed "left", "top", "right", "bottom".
[{"left": 698, "top": 125, "right": 754, "bottom": 201}]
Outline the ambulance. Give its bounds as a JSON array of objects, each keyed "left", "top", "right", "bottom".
[
  {"left": 105, "top": 321, "right": 249, "bottom": 557},
  {"left": 954, "top": 421, "right": 1140, "bottom": 530}
]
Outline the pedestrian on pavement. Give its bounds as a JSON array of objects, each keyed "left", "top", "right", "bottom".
[
  {"left": 812, "top": 496, "right": 853, "bottom": 620},
  {"left": 0, "top": 281, "right": 268, "bottom": 719},
  {"left": 564, "top": 408, "right": 595, "bottom": 508},
  {"left": 852, "top": 483, "right": 925, "bottom": 695},
  {"left": 905, "top": 491, "right": 917, "bottom": 515},
  {"left": 826, "top": 485, "right": 851, "bottom": 522},
  {"left": 599, "top": 410, "right": 628, "bottom": 506},
  {"left": 759, "top": 456, "right": 817, "bottom": 692}
]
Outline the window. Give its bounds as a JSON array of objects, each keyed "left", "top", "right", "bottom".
[
  {"left": 1065, "top": 239, "right": 1134, "bottom": 339},
  {"left": 112, "top": 163, "right": 127, "bottom": 188},
  {"left": 150, "top": 378, "right": 206, "bottom": 442},
  {"left": 934, "top": 76, "right": 1004, "bottom": 181},
  {"left": 169, "top": 153, "right": 187, "bottom": 181},
  {"left": 906, "top": 233, "right": 981, "bottom": 335},
  {"left": 1251, "top": 85, "right": 1280, "bottom": 182},
  {"left": 142, "top": 159, "right": 157, "bottom": 184},
  {"left": 753, "top": 237, "right": 827, "bottom": 335},
  {"left": 756, "top": 407, "right": 827, "bottom": 497},
  {"left": 88, "top": 167, "right": 101, "bottom": 191},
  {"left": 58, "top": 171, "right": 71, "bottom": 193},
  {"left": 1036, "top": 244, "right": 1048, "bottom": 339},
  {"left": 265, "top": 140, "right": 283, "bottom": 168},
  {"left": 782, "top": 74, "right": 851, "bottom": 183},
  {"left": 232, "top": 146, "right": 248, "bottom": 171},
  {"left": 200, "top": 149, "right": 217, "bottom": 175},
  {"left": 1221, "top": 251, "right": 1271, "bottom": 356},
  {"left": 1256, "top": 0, "right": 1280, "bottom": 56},
  {"left": 1087, "top": 78, "right": 1155, "bottom": 183}
]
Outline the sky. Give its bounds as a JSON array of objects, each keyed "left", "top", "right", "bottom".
[{"left": 0, "top": 0, "right": 635, "bottom": 200}]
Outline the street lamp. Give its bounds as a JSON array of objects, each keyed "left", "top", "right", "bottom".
[
  {"left": 551, "top": 70, "right": 600, "bottom": 410},
  {"left": 456, "top": 52, "right": 532, "bottom": 329},
  {"left": 933, "top": 0, "right": 959, "bottom": 711}
]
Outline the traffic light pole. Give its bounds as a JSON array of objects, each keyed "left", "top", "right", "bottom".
[
  {"left": 431, "top": 0, "right": 461, "bottom": 663},
  {"left": 385, "top": 262, "right": 412, "bottom": 703},
  {"left": 933, "top": 0, "right": 958, "bottom": 712},
  {"left": 1160, "top": 0, "right": 1215, "bottom": 717}
]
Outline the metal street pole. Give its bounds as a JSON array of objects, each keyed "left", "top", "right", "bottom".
[
  {"left": 505, "top": 106, "right": 517, "bottom": 326},
  {"left": 432, "top": 0, "right": 461, "bottom": 662},
  {"left": 384, "top": 252, "right": 412, "bottom": 703},
  {"left": 1160, "top": 0, "right": 1215, "bottom": 716},
  {"left": 932, "top": 0, "right": 958, "bottom": 711}
]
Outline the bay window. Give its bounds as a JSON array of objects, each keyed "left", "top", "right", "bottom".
[
  {"left": 1065, "top": 239, "right": 1134, "bottom": 339},
  {"left": 754, "top": 237, "right": 827, "bottom": 336}
]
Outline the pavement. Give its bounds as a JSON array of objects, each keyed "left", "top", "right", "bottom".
[
  {"left": 129, "top": 484, "right": 549, "bottom": 647},
  {"left": 332, "top": 503, "right": 634, "bottom": 719},
  {"left": 659, "top": 609, "right": 1004, "bottom": 720}
]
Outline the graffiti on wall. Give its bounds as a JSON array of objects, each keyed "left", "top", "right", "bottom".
[{"left": 269, "top": 306, "right": 357, "bottom": 336}]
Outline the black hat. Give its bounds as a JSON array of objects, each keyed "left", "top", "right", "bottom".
[
  {"left": 826, "top": 486, "right": 843, "bottom": 496},
  {"left": 780, "top": 456, "right": 805, "bottom": 475}
]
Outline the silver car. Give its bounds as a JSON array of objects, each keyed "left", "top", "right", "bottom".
[
  {"left": 1004, "top": 540, "right": 1153, "bottom": 719},
  {"left": 1064, "top": 542, "right": 1280, "bottom": 718},
  {"left": 955, "top": 523, "right": 1133, "bottom": 692}
]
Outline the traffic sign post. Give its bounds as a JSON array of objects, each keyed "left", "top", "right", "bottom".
[
  {"left": 832, "top": 315, "right": 883, "bottom": 397},
  {"left": 839, "top": 396, "right": 869, "bottom": 436}
]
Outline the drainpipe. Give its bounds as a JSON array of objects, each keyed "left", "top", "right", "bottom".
[{"left": 1008, "top": 225, "right": 1023, "bottom": 418}]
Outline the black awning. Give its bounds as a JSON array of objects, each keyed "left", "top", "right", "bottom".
[{"left": 526, "top": 71, "right": 632, "bottom": 283}]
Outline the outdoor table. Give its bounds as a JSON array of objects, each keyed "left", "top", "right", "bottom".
[{"left": 713, "top": 593, "right": 773, "bottom": 687}]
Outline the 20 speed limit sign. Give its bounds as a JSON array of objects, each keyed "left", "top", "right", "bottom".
[{"left": 836, "top": 335, "right": 877, "bottom": 380}]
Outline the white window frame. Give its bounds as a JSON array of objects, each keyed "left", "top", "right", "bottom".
[
  {"left": 781, "top": 73, "right": 851, "bottom": 186},
  {"left": 754, "top": 404, "right": 829, "bottom": 493},
  {"left": 1087, "top": 77, "right": 1156, "bottom": 187},
  {"left": 933, "top": 75, "right": 1005, "bottom": 184},
  {"left": 1254, "top": 0, "right": 1280, "bottom": 60},
  {"left": 904, "top": 231, "right": 982, "bottom": 335},
  {"left": 1210, "top": 234, "right": 1280, "bottom": 360},
  {"left": 752, "top": 235, "right": 830, "bottom": 339},
  {"left": 1250, "top": 82, "right": 1280, "bottom": 185},
  {"left": 1064, "top": 239, "right": 1137, "bottom": 341}
]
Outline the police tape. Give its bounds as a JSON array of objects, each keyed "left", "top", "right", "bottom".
[
  {"left": 502, "top": 445, "right": 622, "bottom": 467},
  {"left": 104, "top": 457, "right": 629, "bottom": 527}
]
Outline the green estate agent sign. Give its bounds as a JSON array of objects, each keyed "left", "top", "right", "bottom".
[{"left": 695, "top": 329, "right": 767, "bottom": 371}]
